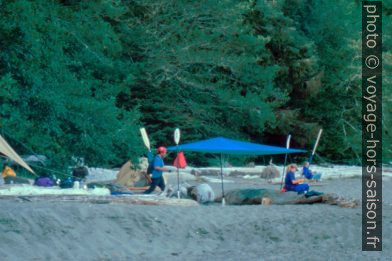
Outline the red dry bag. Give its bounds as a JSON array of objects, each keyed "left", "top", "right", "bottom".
[{"left": 173, "top": 151, "right": 187, "bottom": 169}]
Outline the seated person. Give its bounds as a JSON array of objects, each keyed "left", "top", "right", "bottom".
[
  {"left": 302, "top": 162, "right": 322, "bottom": 181},
  {"left": 1, "top": 162, "right": 31, "bottom": 184},
  {"left": 284, "top": 164, "right": 309, "bottom": 194},
  {"left": 1, "top": 162, "right": 30, "bottom": 184},
  {"left": 1, "top": 163, "right": 16, "bottom": 178}
]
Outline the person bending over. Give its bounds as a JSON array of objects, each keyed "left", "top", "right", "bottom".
[
  {"left": 144, "top": 146, "right": 171, "bottom": 194},
  {"left": 284, "top": 164, "right": 309, "bottom": 194}
]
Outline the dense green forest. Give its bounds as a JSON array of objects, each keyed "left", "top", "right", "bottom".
[{"left": 0, "top": 0, "right": 391, "bottom": 170}]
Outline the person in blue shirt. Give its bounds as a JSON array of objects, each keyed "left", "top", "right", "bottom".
[
  {"left": 144, "top": 146, "right": 171, "bottom": 194},
  {"left": 302, "top": 161, "right": 322, "bottom": 181},
  {"left": 284, "top": 164, "right": 309, "bottom": 194}
]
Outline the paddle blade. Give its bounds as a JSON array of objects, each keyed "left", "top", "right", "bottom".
[
  {"left": 140, "top": 128, "right": 150, "bottom": 150},
  {"left": 286, "top": 134, "right": 291, "bottom": 149},
  {"left": 174, "top": 128, "right": 181, "bottom": 145},
  {"left": 312, "top": 129, "right": 323, "bottom": 156}
]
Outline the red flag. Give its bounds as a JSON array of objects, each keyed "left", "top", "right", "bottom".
[{"left": 173, "top": 151, "right": 187, "bottom": 168}]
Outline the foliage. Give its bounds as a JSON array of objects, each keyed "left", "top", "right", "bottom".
[
  {"left": 0, "top": 0, "right": 390, "bottom": 169},
  {"left": 0, "top": 0, "right": 144, "bottom": 169}
]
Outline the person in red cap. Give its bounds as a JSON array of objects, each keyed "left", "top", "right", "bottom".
[{"left": 144, "top": 146, "right": 171, "bottom": 194}]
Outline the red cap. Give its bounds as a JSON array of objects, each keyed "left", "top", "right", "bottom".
[{"left": 157, "top": 146, "right": 167, "bottom": 154}]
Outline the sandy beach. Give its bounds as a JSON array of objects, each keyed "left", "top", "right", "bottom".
[{"left": 0, "top": 168, "right": 391, "bottom": 261}]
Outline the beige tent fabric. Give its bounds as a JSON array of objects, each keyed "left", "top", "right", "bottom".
[
  {"left": 0, "top": 134, "right": 35, "bottom": 174},
  {"left": 116, "top": 161, "right": 150, "bottom": 187}
]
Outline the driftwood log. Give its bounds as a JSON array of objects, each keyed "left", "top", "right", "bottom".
[
  {"left": 87, "top": 181, "right": 135, "bottom": 194},
  {"left": 188, "top": 165, "right": 280, "bottom": 179},
  {"left": 4, "top": 176, "right": 31, "bottom": 185},
  {"left": 0, "top": 195, "right": 198, "bottom": 206},
  {"left": 269, "top": 181, "right": 325, "bottom": 186},
  {"left": 217, "top": 189, "right": 358, "bottom": 208}
]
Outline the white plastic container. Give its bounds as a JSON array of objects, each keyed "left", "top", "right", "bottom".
[{"left": 73, "top": 181, "right": 80, "bottom": 189}]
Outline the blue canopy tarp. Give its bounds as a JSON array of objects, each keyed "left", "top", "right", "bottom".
[
  {"left": 167, "top": 137, "right": 306, "bottom": 206},
  {"left": 168, "top": 137, "right": 306, "bottom": 155}
]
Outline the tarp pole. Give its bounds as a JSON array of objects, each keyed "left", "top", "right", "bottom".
[
  {"left": 280, "top": 135, "right": 291, "bottom": 190},
  {"left": 176, "top": 145, "right": 180, "bottom": 199},
  {"left": 220, "top": 153, "right": 225, "bottom": 206},
  {"left": 280, "top": 154, "right": 288, "bottom": 190},
  {"left": 174, "top": 128, "right": 181, "bottom": 199}
]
